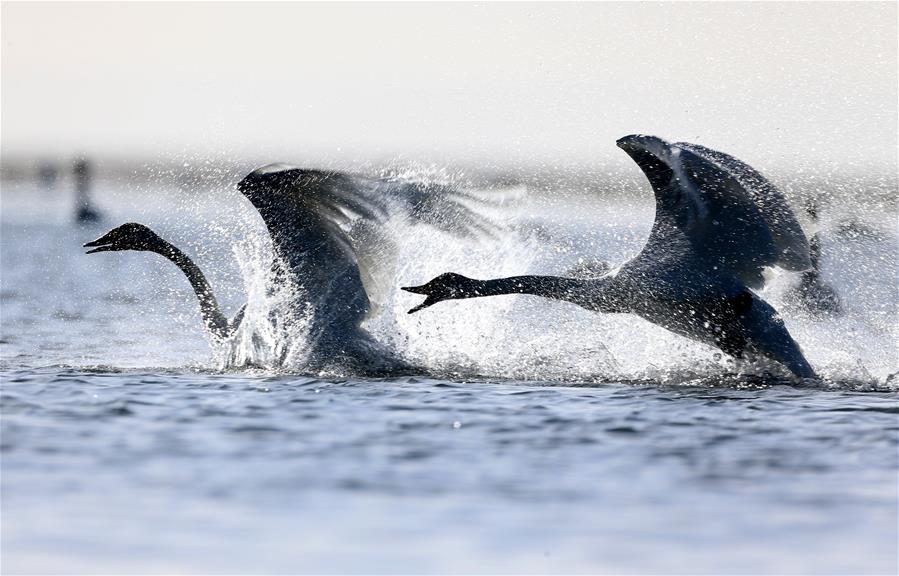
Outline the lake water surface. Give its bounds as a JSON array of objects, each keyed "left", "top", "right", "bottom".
[{"left": 2, "top": 176, "right": 897, "bottom": 573}]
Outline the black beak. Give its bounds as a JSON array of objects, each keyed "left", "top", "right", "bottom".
[
  {"left": 401, "top": 284, "right": 427, "bottom": 295},
  {"left": 406, "top": 298, "right": 438, "bottom": 314},
  {"left": 401, "top": 284, "right": 437, "bottom": 314},
  {"left": 83, "top": 235, "right": 114, "bottom": 254}
]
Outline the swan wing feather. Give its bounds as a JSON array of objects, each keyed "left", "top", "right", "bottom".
[
  {"left": 239, "top": 165, "right": 520, "bottom": 320},
  {"left": 621, "top": 136, "right": 810, "bottom": 289},
  {"left": 238, "top": 166, "right": 382, "bottom": 330},
  {"left": 375, "top": 179, "right": 521, "bottom": 240},
  {"left": 672, "top": 146, "right": 780, "bottom": 287},
  {"left": 675, "top": 142, "right": 811, "bottom": 272},
  {"left": 348, "top": 179, "right": 521, "bottom": 315}
]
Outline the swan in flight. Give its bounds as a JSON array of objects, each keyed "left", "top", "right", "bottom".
[
  {"left": 85, "top": 166, "right": 516, "bottom": 372},
  {"left": 404, "top": 135, "right": 817, "bottom": 379}
]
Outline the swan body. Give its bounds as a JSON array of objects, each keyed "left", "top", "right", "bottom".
[{"left": 404, "top": 135, "right": 817, "bottom": 379}]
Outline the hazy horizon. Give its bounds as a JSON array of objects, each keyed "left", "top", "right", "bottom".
[{"left": 2, "top": 2, "right": 897, "bottom": 173}]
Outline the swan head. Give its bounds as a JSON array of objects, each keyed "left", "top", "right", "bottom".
[
  {"left": 401, "top": 272, "right": 473, "bottom": 314},
  {"left": 83, "top": 223, "right": 165, "bottom": 254}
]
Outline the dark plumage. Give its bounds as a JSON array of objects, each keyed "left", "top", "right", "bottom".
[{"left": 405, "top": 135, "right": 817, "bottom": 379}]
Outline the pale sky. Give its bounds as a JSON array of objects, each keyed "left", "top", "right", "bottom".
[{"left": 2, "top": 2, "right": 896, "bottom": 170}]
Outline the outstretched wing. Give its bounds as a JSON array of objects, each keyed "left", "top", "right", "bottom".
[
  {"left": 238, "top": 165, "right": 387, "bottom": 330},
  {"left": 354, "top": 178, "right": 523, "bottom": 311},
  {"left": 374, "top": 179, "right": 525, "bottom": 240},
  {"left": 675, "top": 142, "right": 810, "bottom": 272},
  {"left": 618, "top": 135, "right": 810, "bottom": 289},
  {"left": 238, "top": 164, "right": 523, "bottom": 320}
]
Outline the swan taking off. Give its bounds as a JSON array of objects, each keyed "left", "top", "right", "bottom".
[
  {"left": 404, "top": 135, "right": 817, "bottom": 379},
  {"left": 84, "top": 166, "right": 516, "bottom": 372}
]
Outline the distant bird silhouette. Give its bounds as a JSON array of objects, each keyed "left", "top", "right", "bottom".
[
  {"left": 85, "top": 165, "right": 516, "bottom": 372},
  {"left": 73, "top": 158, "right": 103, "bottom": 224},
  {"left": 404, "top": 135, "right": 817, "bottom": 379},
  {"left": 37, "top": 161, "right": 59, "bottom": 190}
]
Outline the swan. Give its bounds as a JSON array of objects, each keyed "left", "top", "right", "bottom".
[
  {"left": 74, "top": 158, "right": 103, "bottom": 224},
  {"left": 403, "top": 135, "right": 817, "bottom": 379},
  {"left": 85, "top": 165, "right": 515, "bottom": 372}
]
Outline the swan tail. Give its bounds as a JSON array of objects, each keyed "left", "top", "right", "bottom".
[{"left": 742, "top": 296, "right": 817, "bottom": 380}]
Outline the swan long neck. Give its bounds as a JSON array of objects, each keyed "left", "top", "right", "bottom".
[
  {"left": 459, "top": 275, "right": 615, "bottom": 311},
  {"left": 153, "top": 240, "right": 230, "bottom": 339}
]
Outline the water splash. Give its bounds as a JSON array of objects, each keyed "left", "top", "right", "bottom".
[{"left": 154, "top": 161, "right": 897, "bottom": 389}]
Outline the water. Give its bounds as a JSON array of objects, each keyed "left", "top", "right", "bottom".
[{"left": 1, "top": 173, "right": 897, "bottom": 573}]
